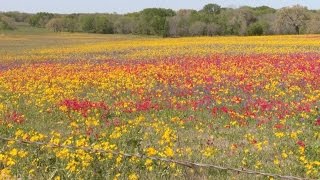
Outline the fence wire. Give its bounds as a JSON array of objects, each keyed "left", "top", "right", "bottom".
[{"left": 0, "top": 136, "right": 314, "bottom": 180}]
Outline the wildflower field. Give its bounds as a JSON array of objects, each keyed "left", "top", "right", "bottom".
[{"left": 0, "top": 33, "right": 319, "bottom": 179}]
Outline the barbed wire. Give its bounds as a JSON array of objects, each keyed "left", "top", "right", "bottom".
[{"left": 0, "top": 136, "right": 313, "bottom": 180}]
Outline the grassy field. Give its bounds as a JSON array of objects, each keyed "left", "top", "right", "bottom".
[{"left": 0, "top": 33, "right": 319, "bottom": 179}]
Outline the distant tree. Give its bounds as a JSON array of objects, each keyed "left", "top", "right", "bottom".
[
  {"left": 94, "top": 15, "right": 113, "bottom": 34},
  {"left": 306, "top": 13, "right": 320, "bottom": 34},
  {"left": 275, "top": 5, "right": 309, "bottom": 34},
  {"left": 63, "top": 17, "right": 79, "bottom": 32},
  {"left": 206, "top": 22, "right": 222, "bottom": 36},
  {"left": 189, "top": 21, "right": 206, "bottom": 36},
  {"left": 167, "top": 10, "right": 195, "bottom": 37},
  {"left": 0, "top": 15, "right": 16, "bottom": 30},
  {"left": 45, "top": 18, "right": 64, "bottom": 32},
  {"left": 253, "top": 6, "right": 276, "bottom": 16},
  {"left": 80, "top": 15, "right": 95, "bottom": 32},
  {"left": 114, "top": 16, "right": 136, "bottom": 34},
  {"left": 29, "top": 12, "right": 54, "bottom": 27},
  {"left": 198, "top": 4, "right": 221, "bottom": 24},
  {"left": 247, "top": 22, "right": 264, "bottom": 35},
  {"left": 138, "top": 8, "right": 176, "bottom": 36},
  {"left": 167, "top": 16, "right": 179, "bottom": 37},
  {"left": 201, "top": 3, "right": 221, "bottom": 15},
  {"left": 257, "top": 13, "right": 277, "bottom": 35},
  {"left": 238, "top": 7, "right": 257, "bottom": 35},
  {"left": 163, "top": 19, "right": 170, "bottom": 37},
  {"left": 4, "top": 12, "right": 30, "bottom": 23},
  {"left": 227, "top": 7, "right": 256, "bottom": 35},
  {"left": 7, "top": 3, "right": 319, "bottom": 37}
]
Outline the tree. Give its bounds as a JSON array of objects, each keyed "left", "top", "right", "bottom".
[
  {"left": 137, "top": 8, "right": 176, "bottom": 36},
  {"left": 29, "top": 12, "right": 54, "bottom": 27},
  {"left": 253, "top": 6, "right": 276, "bottom": 16},
  {"left": 167, "top": 16, "right": 180, "bottom": 37},
  {"left": 63, "top": 17, "right": 79, "bottom": 32},
  {"left": 198, "top": 4, "right": 221, "bottom": 24},
  {"left": 227, "top": 7, "right": 256, "bottom": 35},
  {"left": 3, "top": 12, "right": 31, "bottom": 23},
  {"left": 114, "top": 16, "right": 136, "bottom": 34},
  {"left": 258, "top": 13, "right": 277, "bottom": 35},
  {"left": 247, "top": 22, "right": 264, "bottom": 35},
  {"left": 206, "top": 22, "right": 222, "bottom": 36},
  {"left": 45, "top": 18, "right": 64, "bottom": 32},
  {"left": 189, "top": 21, "right": 206, "bottom": 36},
  {"left": 94, "top": 15, "right": 114, "bottom": 34},
  {"left": 0, "top": 15, "right": 16, "bottom": 30},
  {"left": 166, "top": 10, "right": 195, "bottom": 37},
  {"left": 201, "top": 4, "right": 221, "bottom": 15},
  {"left": 275, "top": 5, "right": 309, "bottom": 34},
  {"left": 306, "top": 13, "right": 320, "bottom": 34},
  {"left": 80, "top": 15, "right": 95, "bottom": 33}
]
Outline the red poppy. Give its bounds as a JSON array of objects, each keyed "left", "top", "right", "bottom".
[
  {"left": 297, "top": 140, "right": 305, "bottom": 147},
  {"left": 315, "top": 118, "right": 320, "bottom": 126}
]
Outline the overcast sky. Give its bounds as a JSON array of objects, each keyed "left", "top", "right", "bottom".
[{"left": 0, "top": 0, "right": 319, "bottom": 14}]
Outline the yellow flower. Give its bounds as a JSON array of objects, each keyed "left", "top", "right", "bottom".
[
  {"left": 0, "top": 168, "right": 11, "bottom": 178},
  {"left": 0, "top": 154, "right": 5, "bottom": 161},
  {"left": 56, "top": 148, "right": 69, "bottom": 158},
  {"left": 144, "top": 159, "right": 153, "bottom": 171},
  {"left": 85, "top": 117, "right": 99, "bottom": 127},
  {"left": 146, "top": 147, "right": 157, "bottom": 156},
  {"left": 202, "top": 147, "right": 215, "bottom": 157},
  {"left": 66, "top": 160, "right": 77, "bottom": 172},
  {"left": 59, "top": 105, "right": 68, "bottom": 112},
  {"left": 281, "top": 152, "right": 288, "bottom": 159},
  {"left": 18, "top": 150, "right": 28, "bottom": 158},
  {"left": 9, "top": 148, "right": 18, "bottom": 156},
  {"left": 113, "top": 173, "right": 121, "bottom": 180},
  {"left": 128, "top": 173, "right": 139, "bottom": 180},
  {"left": 274, "top": 132, "right": 285, "bottom": 138},
  {"left": 29, "top": 169, "right": 35, "bottom": 175},
  {"left": 15, "top": 129, "right": 24, "bottom": 137},
  {"left": 6, "top": 157, "right": 15, "bottom": 166},
  {"left": 164, "top": 147, "right": 174, "bottom": 157}
]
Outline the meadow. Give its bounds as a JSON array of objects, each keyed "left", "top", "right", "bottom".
[{"left": 0, "top": 33, "right": 319, "bottom": 179}]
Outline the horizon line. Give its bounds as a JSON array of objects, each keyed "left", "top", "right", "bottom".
[{"left": 0, "top": 3, "right": 317, "bottom": 15}]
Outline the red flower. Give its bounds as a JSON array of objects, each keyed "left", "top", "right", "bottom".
[
  {"left": 251, "top": 139, "right": 257, "bottom": 144},
  {"left": 220, "top": 106, "right": 229, "bottom": 113},
  {"left": 60, "top": 99, "right": 109, "bottom": 117},
  {"left": 6, "top": 111, "right": 25, "bottom": 124},
  {"left": 274, "top": 123, "right": 284, "bottom": 129},
  {"left": 297, "top": 140, "right": 305, "bottom": 147},
  {"left": 212, "top": 107, "right": 219, "bottom": 115},
  {"left": 315, "top": 118, "right": 320, "bottom": 126}
]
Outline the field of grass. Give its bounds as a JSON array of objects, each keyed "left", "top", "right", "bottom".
[{"left": 0, "top": 33, "right": 319, "bottom": 179}]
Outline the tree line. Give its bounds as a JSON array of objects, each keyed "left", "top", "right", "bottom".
[{"left": 1, "top": 4, "right": 320, "bottom": 36}]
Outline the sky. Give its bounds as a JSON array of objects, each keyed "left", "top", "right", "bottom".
[{"left": 0, "top": 0, "right": 319, "bottom": 14}]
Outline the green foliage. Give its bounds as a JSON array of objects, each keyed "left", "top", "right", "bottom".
[
  {"left": 137, "top": 8, "right": 176, "bottom": 36},
  {"left": 29, "top": 12, "right": 54, "bottom": 27},
  {"left": 3, "top": 12, "right": 31, "bottom": 23},
  {"left": 247, "top": 22, "right": 264, "bottom": 35},
  {"left": 80, "top": 15, "right": 95, "bottom": 33},
  {"left": 79, "top": 15, "right": 114, "bottom": 34},
  {"left": 45, "top": 18, "right": 64, "bottom": 32},
  {"left": 253, "top": 6, "right": 276, "bottom": 15},
  {"left": 94, "top": 15, "right": 113, "bottom": 34},
  {"left": 1, "top": 3, "right": 319, "bottom": 37},
  {"left": 201, "top": 3, "right": 221, "bottom": 15},
  {"left": 0, "top": 15, "right": 16, "bottom": 30}
]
